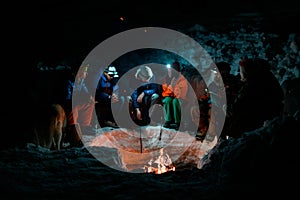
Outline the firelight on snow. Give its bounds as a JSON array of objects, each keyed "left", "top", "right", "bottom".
[{"left": 86, "top": 126, "right": 217, "bottom": 174}]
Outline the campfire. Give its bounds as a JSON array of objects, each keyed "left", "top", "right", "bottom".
[
  {"left": 144, "top": 148, "right": 175, "bottom": 174},
  {"left": 86, "top": 126, "right": 216, "bottom": 174}
]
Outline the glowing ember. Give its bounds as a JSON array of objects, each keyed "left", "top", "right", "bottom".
[{"left": 144, "top": 148, "right": 175, "bottom": 174}]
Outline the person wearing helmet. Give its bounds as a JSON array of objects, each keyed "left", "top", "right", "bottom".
[{"left": 95, "top": 66, "right": 123, "bottom": 128}]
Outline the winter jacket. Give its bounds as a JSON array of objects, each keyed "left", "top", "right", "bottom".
[
  {"left": 67, "top": 78, "right": 91, "bottom": 105},
  {"left": 226, "top": 70, "right": 284, "bottom": 138},
  {"left": 162, "top": 74, "right": 188, "bottom": 100},
  {"left": 131, "top": 76, "right": 160, "bottom": 109},
  {"left": 96, "top": 73, "right": 119, "bottom": 101}
]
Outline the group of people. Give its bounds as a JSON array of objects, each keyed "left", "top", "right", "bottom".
[
  {"left": 63, "top": 56, "right": 285, "bottom": 146},
  {"left": 64, "top": 60, "right": 190, "bottom": 142},
  {"left": 198, "top": 58, "right": 284, "bottom": 141},
  {"left": 95, "top": 61, "right": 189, "bottom": 130},
  {"left": 129, "top": 62, "right": 190, "bottom": 130},
  {"left": 221, "top": 58, "right": 284, "bottom": 139}
]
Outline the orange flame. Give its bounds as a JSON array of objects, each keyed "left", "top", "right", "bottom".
[{"left": 144, "top": 149, "right": 175, "bottom": 174}]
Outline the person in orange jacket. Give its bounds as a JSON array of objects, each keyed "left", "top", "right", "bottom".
[{"left": 162, "top": 61, "right": 188, "bottom": 130}]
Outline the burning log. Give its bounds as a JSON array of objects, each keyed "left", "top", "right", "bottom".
[{"left": 144, "top": 148, "right": 175, "bottom": 174}]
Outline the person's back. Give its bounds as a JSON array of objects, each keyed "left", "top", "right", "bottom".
[{"left": 226, "top": 58, "right": 284, "bottom": 138}]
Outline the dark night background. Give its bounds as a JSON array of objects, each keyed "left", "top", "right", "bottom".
[
  {"left": 10, "top": 0, "right": 300, "bottom": 64},
  {"left": 8, "top": 0, "right": 300, "bottom": 108},
  {"left": 6, "top": 0, "right": 296, "bottom": 141},
  {"left": 2, "top": 0, "right": 300, "bottom": 199}
]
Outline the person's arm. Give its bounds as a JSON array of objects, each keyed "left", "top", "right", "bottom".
[
  {"left": 96, "top": 75, "right": 114, "bottom": 100},
  {"left": 131, "top": 90, "right": 140, "bottom": 108},
  {"left": 73, "top": 79, "right": 82, "bottom": 94},
  {"left": 174, "top": 76, "right": 188, "bottom": 99},
  {"left": 74, "top": 79, "right": 89, "bottom": 95},
  {"left": 113, "top": 84, "right": 120, "bottom": 96},
  {"left": 73, "top": 79, "right": 92, "bottom": 103},
  {"left": 66, "top": 80, "right": 74, "bottom": 100},
  {"left": 97, "top": 91, "right": 111, "bottom": 99}
]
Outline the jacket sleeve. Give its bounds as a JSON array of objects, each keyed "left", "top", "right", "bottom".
[
  {"left": 113, "top": 84, "right": 120, "bottom": 96},
  {"left": 97, "top": 91, "right": 110, "bottom": 100},
  {"left": 73, "top": 79, "right": 91, "bottom": 103},
  {"left": 131, "top": 89, "right": 139, "bottom": 108},
  {"left": 174, "top": 76, "right": 188, "bottom": 99},
  {"left": 66, "top": 80, "right": 74, "bottom": 100}
]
